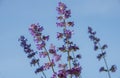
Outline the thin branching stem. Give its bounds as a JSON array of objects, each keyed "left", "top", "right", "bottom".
[
  {"left": 43, "top": 47, "right": 55, "bottom": 73},
  {"left": 98, "top": 43, "right": 111, "bottom": 78}
]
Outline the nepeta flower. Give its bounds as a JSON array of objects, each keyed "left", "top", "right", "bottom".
[
  {"left": 39, "top": 52, "right": 48, "bottom": 58},
  {"left": 35, "top": 66, "right": 44, "bottom": 74},
  {"left": 51, "top": 72, "right": 57, "bottom": 78},
  {"left": 29, "top": 24, "right": 44, "bottom": 43},
  {"left": 88, "top": 26, "right": 117, "bottom": 78},
  {"left": 42, "top": 35, "right": 49, "bottom": 41},
  {"left": 99, "top": 67, "right": 106, "bottom": 72},
  {"left": 44, "top": 60, "right": 55, "bottom": 70},
  {"left": 54, "top": 54, "right": 61, "bottom": 62},
  {"left": 19, "top": 2, "right": 83, "bottom": 78},
  {"left": 68, "top": 44, "right": 79, "bottom": 51},
  {"left": 64, "top": 10, "right": 71, "bottom": 18},
  {"left": 59, "top": 45, "right": 66, "bottom": 52},
  {"left": 36, "top": 41, "right": 45, "bottom": 50},
  {"left": 57, "top": 32, "right": 63, "bottom": 39},
  {"left": 19, "top": 36, "right": 33, "bottom": 54},
  {"left": 66, "top": 66, "right": 82, "bottom": 77},
  {"left": 56, "top": 22, "right": 66, "bottom": 27},
  {"left": 30, "top": 58, "right": 39, "bottom": 66},
  {"left": 56, "top": 2, "right": 67, "bottom": 15},
  {"left": 64, "top": 29, "right": 73, "bottom": 39},
  {"left": 67, "top": 21, "right": 74, "bottom": 27},
  {"left": 27, "top": 52, "right": 36, "bottom": 58},
  {"left": 57, "top": 16, "right": 63, "bottom": 20},
  {"left": 76, "top": 54, "right": 82, "bottom": 59},
  {"left": 110, "top": 65, "right": 117, "bottom": 72},
  {"left": 49, "top": 44, "right": 56, "bottom": 54},
  {"left": 97, "top": 52, "right": 106, "bottom": 61},
  {"left": 58, "top": 64, "right": 67, "bottom": 68},
  {"left": 57, "top": 69, "right": 67, "bottom": 78},
  {"left": 29, "top": 24, "right": 43, "bottom": 37}
]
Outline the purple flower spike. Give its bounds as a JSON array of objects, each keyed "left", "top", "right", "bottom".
[
  {"left": 29, "top": 23, "right": 45, "bottom": 43},
  {"left": 56, "top": 2, "right": 67, "bottom": 14}
]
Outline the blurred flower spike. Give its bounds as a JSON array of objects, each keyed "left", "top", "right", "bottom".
[{"left": 18, "top": 1, "right": 116, "bottom": 78}]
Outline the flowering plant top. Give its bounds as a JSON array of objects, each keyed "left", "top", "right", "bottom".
[{"left": 18, "top": 2, "right": 116, "bottom": 78}]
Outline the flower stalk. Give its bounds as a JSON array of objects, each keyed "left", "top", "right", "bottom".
[{"left": 88, "top": 26, "right": 117, "bottom": 78}]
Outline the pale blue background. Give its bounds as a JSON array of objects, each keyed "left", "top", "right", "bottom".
[{"left": 0, "top": 0, "right": 120, "bottom": 78}]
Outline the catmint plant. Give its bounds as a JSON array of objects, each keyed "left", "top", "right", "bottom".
[
  {"left": 88, "top": 26, "right": 117, "bottom": 78},
  {"left": 56, "top": 2, "right": 82, "bottom": 78},
  {"left": 18, "top": 2, "right": 82, "bottom": 78},
  {"left": 18, "top": 1, "right": 116, "bottom": 78}
]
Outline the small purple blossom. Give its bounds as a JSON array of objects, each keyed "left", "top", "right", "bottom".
[
  {"left": 59, "top": 45, "right": 66, "bottom": 52},
  {"left": 76, "top": 54, "right": 82, "bottom": 59},
  {"left": 51, "top": 72, "right": 57, "bottom": 78},
  {"left": 66, "top": 66, "right": 82, "bottom": 77},
  {"left": 27, "top": 52, "right": 36, "bottom": 58},
  {"left": 30, "top": 58, "right": 39, "bottom": 66},
  {"left": 57, "top": 69, "right": 67, "bottom": 78},
  {"left": 64, "top": 10, "right": 71, "bottom": 18},
  {"left": 39, "top": 52, "right": 48, "bottom": 58},
  {"left": 36, "top": 41, "right": 45, "bottom": 50},
  {"left": 29, "top": 24, "right": 44, "bottom": 43},
  {"left": 64, "top": 29, "right": 73, "bottom": 39},
  {"left": 58, "top": 64, "right": 67, "bottom": 68},
  {"left": 68, "top": 44, "right": 79, "bottom": 51},
  {"left": 97, "top": 52, "right": 106, "bottom": 61},
  {"left": 67, "top": 21, "right": 74, "bottom": 27},
  {"left": 54, "top": 54, "right": 61, "bottom": 62},
  {"left": 56, "top": 22, "right": 66, "bottom": 27},
  {"left": 57, "top": 32, "right": 63, "bottom": 39},
  {"left": 44, "top": 60, "right": 55, "bottom": 70},
  {"left": 49, "top": 44, "right": 56, "bottom": 54},
  {"left": 42, "top": 35, "right": 49, "bottom": 41},
  {"left": 56, "top": 2, "right": 67, "bottom": 15},
  {"left": 57, "top": 16, "right": 63, "bottom": 20},
  {"left": 19, "top": 2, "right": 84, "bottom": 78},
  {"left": 35, "top": 66, "right": 44, "bottom": 74},
  {"left": 110, "top": 65, "right": 117, "bottom": 72},
  {"left": 29, "top": 24, "right": 43, "bottom": 37}
]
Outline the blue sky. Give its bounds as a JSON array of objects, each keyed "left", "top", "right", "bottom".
[{"left": 0, "top": 0, "right": 120, "bottom": 78}]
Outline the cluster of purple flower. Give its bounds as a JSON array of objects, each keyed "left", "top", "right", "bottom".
[
  {"left": 18, "top": 1, "right": 117, "bottom": 78},
  {"left": 88, "top": 26, "right": 117, "bottom": 78},
  {"left": 18, "top": 2, "right": 82, "bottom": 78},
  {"left": 55, "top": 2, "right": 82, "bottom": 78}
]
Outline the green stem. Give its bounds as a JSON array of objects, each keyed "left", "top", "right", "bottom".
[
  {"left": 68, "top": 51, "right": 72, "bottom": 69},
  {"left": 68, "top": 51, "right": 72, "bottom": 78},
  {"left": 41, "top": 71, "right": 46, "bottom": 78},
  {"left": 63, "top": 19, "right": 72, "bottom": 78},
  {"left": 43, "top": 47, "right": 55, "bottom": 73},
  {"left": 39, "top": 36, "right": 55, "bottom": 73}
]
